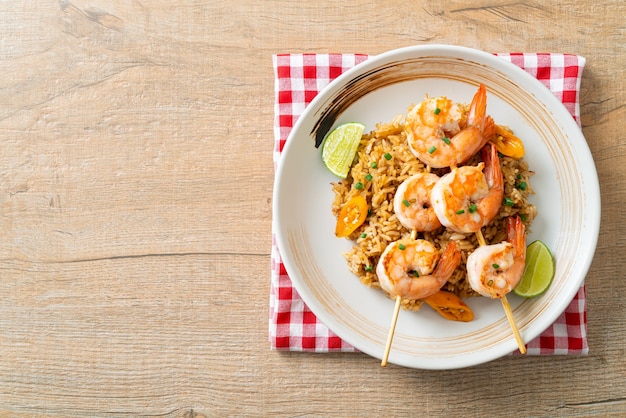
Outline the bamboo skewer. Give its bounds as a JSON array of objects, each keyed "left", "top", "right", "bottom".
[
  {"left": 380, "top": 230, "right": 418, "bottom": 367},
  {"left": 475, "top": 228, "right": 487, "bottom": 247},
  {"left": 475, "top": 229, "right": 526, "bottom": 355},
  {"left": 381, "top": 295, "right": 402, "bottom": 367},
  {"left": 501, "top": 293, "right": 526, "bottom": 354}
]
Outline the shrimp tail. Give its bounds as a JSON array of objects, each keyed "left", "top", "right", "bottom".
[
  {"left": 482, "top": 114, "right": 496, "bottom": 142},
  {"left": 481, "top": 142, "right": 503, "bottom": 190},
  {"left": 468, "top": 84, "right": 496, "bottom": 144},
  {"left": 475, "top": 143, "right": 504, "bottom": 225},
  {"left": 507, "top": 215, "right": 526, "bottom": 259},
  {"left": 432, "top": 241, "right": 462, "bottom": 284},
  {"left": 468, "top": 84, "right": 487, "bottom": 126}
]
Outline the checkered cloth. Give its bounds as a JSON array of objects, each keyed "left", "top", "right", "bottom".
[{"left": 270, "top": 52, "right": 588, "bottom": 355}]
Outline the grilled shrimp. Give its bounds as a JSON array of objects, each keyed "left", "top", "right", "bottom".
[
  {"left": 430, "top": 143, "right": 503, "bottom": 234},
  {"left": 376, "top": 239, "right": 461, "bottom": 300},
  {"left": 405, "top": 84, "right": 496, "bottom": 168},
  {"left": 467, "top": 216, "right": 526, "bottom": 298},
  {"left": 393, "top": 172, "right": 442, "bottom": 232}
]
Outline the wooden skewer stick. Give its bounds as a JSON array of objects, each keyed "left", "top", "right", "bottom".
[
  {"left": 381, "top": 295, "right": 402, "bottom": 367},
  {"left": 381, "top": 229, "right": 418, "bottom": 367},
  {"left": 475, "top": 229, "right": 526, "bottom": 355},
  {"left": 501, "top": 294, "right": 526, "bottom": 354},
  {"left": 475, "top": 229, "right": 487, "bottom": 247}
]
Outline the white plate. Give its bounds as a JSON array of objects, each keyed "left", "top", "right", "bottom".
[{"left": 273, "top": 45, "right": 600, "bottom": 369}]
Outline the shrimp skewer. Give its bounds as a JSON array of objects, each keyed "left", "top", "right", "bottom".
[
  {"left": 379, "top": 233, "right": 461, "bottom": 366},
  {"left": 405, "top": 84, "right": 496, "bottom": 168},
  {"left": 381, "top": 228, "right": 417, "bottom": 367},
  {"left": 469, "top": 216, "right": 527, "bottom": 354},
  {"left": 393, "top": 172, "right": 442, "bottom": 232},
  {"left": 430, "top": 143, "right": 503, "bottom": 233}
]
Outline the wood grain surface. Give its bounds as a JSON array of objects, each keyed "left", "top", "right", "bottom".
[{"left": 0, "top": 1, "right": 624, "bottom": 416}]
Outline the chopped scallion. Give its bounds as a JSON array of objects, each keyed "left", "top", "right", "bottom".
[
  {"left": 402, "top": 199, "right": 410, "bottom": 207},
  {"left": 371, "top": 162, "right": 378, "bottom": 169},
  {"left": 518, "top": 181, "right": 528, "bottom": 191},
  {"left": 442, "top": 137, "right": 451, "bottom": 145},
  {"left": 492, "top": 263, "right": 500, "bottom": 269},
  {"left": 428, "top": 146, "right": 437, "bottom": 154},
  {"left": 434, "top": 107, "right": 441, "bottom": 115},
  {"left": 360, "top": 233, "right": 367, "bottom": 239},
  {"left": 468, "top": 204, "right": 478, "bottom": 213},
  {"left": 456, "top": 209, "right": 465, "bottom": 215},
  {"left": 364, "top": 265, "right": 373, "bottom": 272},
  {"left": 365, "top": 173, "right": 373, "bottom": 181},
  {"left": 354, "top": 182, "right": 364, "bottom": 190},
  {"left": 504, "top": 197, "right": 514, "bottom": 206},
  {"left": 398, "top": 243, "right": 406, "bottom": 250},
  {"left": 384, "top": 153, "right": 392, "bottom": 160}
]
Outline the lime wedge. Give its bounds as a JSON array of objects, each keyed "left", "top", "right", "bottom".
[
  {"left": 321, "top": 122, "right": 365, "bottom": 178},
  {"left": 513, "top": 240, "right": 555, "bottom": 298}
]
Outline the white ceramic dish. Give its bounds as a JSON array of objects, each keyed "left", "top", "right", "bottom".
[{"left": 273, "top": 45, "right": 600, "bottom": 369}]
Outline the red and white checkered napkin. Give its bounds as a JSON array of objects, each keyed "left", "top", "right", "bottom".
[{"left": 270, "top": 52, "right": 588, "bottom": 355}]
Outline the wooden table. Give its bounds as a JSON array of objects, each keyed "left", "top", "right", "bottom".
[{"left": 1, "top": 1, "right": 624, "bottom": 416}]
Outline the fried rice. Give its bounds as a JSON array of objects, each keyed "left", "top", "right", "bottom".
[{"left": 331, "top": 114, "right": 536, "bottom": 311}]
